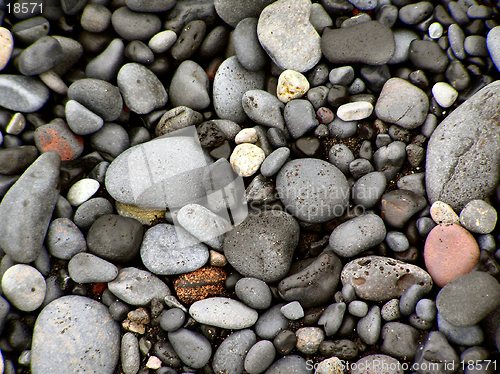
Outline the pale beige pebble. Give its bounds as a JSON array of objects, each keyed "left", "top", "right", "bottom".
[
  {"left": 295, "top": 327, "right": 324, "bottom": 355},
  {"left": 122, "top": 319, "right": 145, "bottom": 334},
  {"left": 337, "top": 101, "right": 373, "bottom": 121},
  {"left": 39, "top": 70, "right": 68, "bottom": 95},
  {"left": 432, "top": 82, "right": 458, "bottom": 108},
  {"left": 6, "top": 113, "right": 26, "bottom": 135},
  {"left": 315, "top": 357, "right": 345, "bottom": 374},
  {"left": 235, "top": 128, "right": 258, "bottom": 144},
  {"left": 67, "top": 178, "right": 100, "bottom": 206},
  {"left": 0, "top": 27, "right": 14, "bottom": 71},
  {"left": 230, "top": 143, "right": 266, "bottom": 177},
  {"left": 148, "top": 30, "right": 177, "bottom": 54},
  {"left": 116, "top": 201, "right": 165, "bottom": 225},
  {"left": 277, "top": 69, "right": 310, "bottom": 103},
  {"left": 146, "top": 356, "right": 162, "bottom": 370},
  {"left": 209, "top": 250, "right": 227, "bottom": 267},
  {"left": 430, "top": 201, "right": 459, "bottom": 225}
]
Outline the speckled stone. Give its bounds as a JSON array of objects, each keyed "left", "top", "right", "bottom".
[
  {"left": 173, "top": 267, "right": 227, "bottom": 305},
  {"left": 277, "top": 69, "right": 310, "bottom": 103},
  {"left": 230, "top": 143, "right": 266, "bottom": 177},
  {"left": 189, "top": 297, "right": 258, "bottom": 329}
]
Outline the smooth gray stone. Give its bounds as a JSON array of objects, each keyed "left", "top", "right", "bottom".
[
  {"left": 68, "top": 253, "right": 118, "bottom": 283},
  {"left": 448, "top": 23, "right": 466, "bottom": 60},
  {"left": 357, "top": 306, "right": 381, "bottom": 345},
  {"left": 426, "top": 81, "right": 500, "bottom": 210},
  {"left": 261, "top": 147, "right": 290, "bottom": 177},
  {"left": 117, "top": 63, "right": 167, "bottom": 115},
  {"left": 46, "top": 218, "right": 86, "bottom": 260},
  {"left": 385, "top": 231, "right": 410, "bottom": 252},
  {"left": 328, "top": 117, "right": 357, "bottom": 138},
  {"left": 329, "top": 66, "right": 354, "bottom": 86},
  {"left": 168, "top": 328, "right": 212, "bottom": 369},
  {"left": 381, "top": 322, "right": 419, "bottom": 359},
  {"left": 65, "top": 100, "right": 104, "bottom": 135},
  {"left": 212, "top": 330, "right": 256, "bottom": 374},
  {"left": 322, "top": 21, "right": 395, "bottom": 65},
  {"left": 318, "top": 302, "right": 346, "bottom": 336},
  {"left": 388, "top": 29, "right": 419, "bottom": 64},
  {"left": 124, "top": 40, "right": 154, "bottom": 64},
  {"left": 189, "top": 297, "right": 258, "bottom": 329},
  {"left": 80, "top": 4, "right": 112, "bottom": 33},
  {"left": 409, "top": 39, "right": 449, "bottom": 73},
  {"left": 328, "top": 144, "right": 354, "bottom": 174},
  {"left": 399, "top": 1, "right": 433, "bottom": 25},
  {"left": 215, "top": 0, "right": 273, "bottom": 27},
  {"left": 329, "top": 213, "right": 387, "bottom": 257},
  {"left": 170, "top": 20, "right": 206, "bottom": 61},
  {"left": 51, "top": 36, "right": 83, "bottom": 76},
  {"left": 277, "top": 158, "right": 349, "bottom": 223},
  {"left": 68, "top": 78, "right": 123, "bottom": 121},
  {"left": 234, "top": 17, "right": 267, "bottom": 71},
  {"left": 125, "top": 0, "right": 176, "bottom": 12},
  {"left": 86, "top": 39, "right": 124, "bottom": 81},
  {"left": 169, "top": 60, "right": 210, "bottom": 110},
  {"left": 224, "top": 210, "right": 299, "bottom": 282},
  {"left": 0, "top": 75, "right": 49, "bottom": 112},
  {"left": 0, "top": 152, "right": 59, "bottom": 263},
  {"left": 416, "top": 299, "right": 436, "bottom": 322},
  {"left": 108, "top": 267, "right": 171, "bottom": 306},
  {"left": 351, "top": 355, "right": 403, "bottom": 374},
  {"left": 159, "top": 308, "right": 185, "bottom": 332},
  {"left": 155, "top": 106, "right": 203, "bottom": 136},
  {"left": 487, "top": 26, "right": 500, "bottom": 71},
  {"left": 266, "top": 355, "right": 311, "bottom": 374},
  {"left": 18, "top": 36, "right": 62, "bottom": 75},
  {"left": 397, "top": 172, "right": 425, "bottom": 196},
  {"left": 459, "top": 199, "right": 497, "bottom": 234},
  {"left": 140, "top": 223, "right": 209, "bottom": 275},
  {"left": 351, "top": 171, "right": 386, "bottom": 208},
  {"left": 437, "top": 314, "right": 484, "bottom": 346},
  {"left": 31, "top": 296, "right": 120, "bottom": 374},
  {"left": 213, "top": 56, "right": 265, "bottom": 123},
  {"left": 199, "top": 25, "right": 228, "bottom": 59},
  {"left": 235, "top": 277, "right": 273, "bottom": 310},
  {"left": 284, "top": 99, "right": 318, "bottom": 139},
  {"left": 413, "top": 331, "right": 459, "bottom": 374},
  {"left": 0, "top": 146, "right": 38, "bottom": 175},
  {"left": 257, "top": 0, "right": 321, "bottom": 72},
  {"left": 310, "top": 3, "right": 333, "bottom": 32},
  {"left": 73, "top": 197, "right": 113, "bottom": 229},
  {"left": 242, "top": 89, "right": 285, "bottom": 130},
  {"left": 1, "top": 264, "right": 46, "bottom": 311},
  {"left": 244, "top": 340, "right": 276, "bottom": 374},
  {"left": 165, "top": 0, "right": 216, "bottom": 33},
  {"left": 255, "top": 305, "right": 288, "bottom": 339},
  {"left": 111, "top": 6, "right": 161, "bottom": 41},
  {"left": 11, "top": 16, "right": 50, "bottom": 44},
  {"left": 121, "top": 333, "right": 140, "bottom": 374}
]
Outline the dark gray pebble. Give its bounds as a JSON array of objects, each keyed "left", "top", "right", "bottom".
[{"left": 111, "top": 7, "right": 161, "bottom": 41}]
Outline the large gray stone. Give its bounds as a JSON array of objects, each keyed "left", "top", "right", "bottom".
[
  {"left": 0, "top": 75, "right": 49, "bottom": 112},
  {"left": 426, "top": 81, "right": 500, "bottom": 210}
]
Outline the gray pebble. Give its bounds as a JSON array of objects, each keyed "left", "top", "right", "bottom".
[
  {"left": 284, "top": 99, "right": 318, "bottom": 139},
  {"left": 0, "top": 75, "right": 49, "bottom": 113},
  {"left": 487, "top": 26, "right": 500, "bottom": 71},
  {"left": 155, "top": 106, "right": 203, "bottom": 136},
  {"left": 409, "top": 39, "right": 449, "bottom": 73},
  {"left": 171, "top": 20, "right": 206, "bottom": 61},
  {"left": 348, "top": 300, "right": 368, "bottom": 317},
  {"left": 307, "top": 86, "right": 329, "bottom": 109},
  {"left": 415, "top": 298, "right": 436, "bottom": 322},
  {"left": 73, "top": 197, "right": 113, "bottom": 230},
  {"left": 374, "top": 140, "right": 407, "bottom": 179},
  {"left": 234, "top": 18, "right": 267, "bottom": 71},
  {"left": 81, "top": 4, "right": 111, "bottom": 33},
  {"left": 437, "top": 313, "right": 484, "bottom": 346},
  {"left": 449, "top": 24, "right": 466, "bottom": 59},
  {"left": 111, "top": 7, "right": 161, "bottom": 41},
  {"left": 397, "top": 172, "right": 425, "bottom": 196},
  {"left": 328, "top": 144, "right": 354, "bottom": 175},
  {"left": 381, "top": 299, "right": 401, "bottom": 321},
  {"left": 168, "top": 328, "right": 212, "bottom": 369},
  {"left": 199, "top": 25, "right": 228, "bottom": 59},
  {"left": 68, "top": 253, "right": 118, "bottom": 283},
  {"left": 357, "top": 306, "right": 381, "bottom": 344},
  {"left": 212, "top": 329, "right": 256, "bottom": 374},
  {"left": 381, "top": 189, "right": 427, "bottom": 228},
  {"left": 400, "top": 284, "right": 428, "bottom": 316},
  {"left": 255, "top": 304, "right": 289, "bottom": 339},
  {"left": 280, "top": 301, "right": 304, "bottom": 320},
  {"left": 160, "top": 308, "right": 185, "bottom": 332},
  {"left": 121, "top": 332, "right": 140, "bottom": 374},
  {"left": 309, "top": 3, "right": 333, "bottom": 33},
  {"left": 11, "top": 17, "right": 50, "bottom": 45},
  {"left": 381, "top": 322, "right": 419, "bottom": 359},
  {"left": 46, "top": 218, "right": 86, "bottom": 260},
  {"left": 51, "top": 36, "right": 83, "bottom": 76},
  {"left": 266, "top": 355, "right": 311, "bottom": 374},
  {"left": 385, "top": 231, "right": 410, "bottom": 253},
  {"left": 124, "top": 40, "right": 154, "bottom": 64},
  {"left": 377, "top": 4, "right": 398, "bottom": 28},
  {"left": 18, "top": 36, "right": 62, "bottom": 76},
  {"left": 414, "top": 331, "right": 459, "bottom": 373},
  {"left": 108, "top": 267, "right": 170, "bottom": 306},
  {"left": 1, "top": 264, "right": 46, "bottom": 311},
  {"left": 85, "top": 39, "right": 124, "bottom": 81},
  {"left": 318, "top": 302, "right": 346, "bottom": 336},
  {"left": 125, "top": 0, "right": 176, "bottom": 13},
  {"left": 464, "top": 35, "right": 488, "bottom": 57},
  {"left": 65, "top": 100, "right": 103, "bottom": 136},
  {"left": 351, "top": 171, "right": 386, "bottom": 208},
  {"left": 214, "top": 0, "right": 272, "bottom": 27},
  {"left": 329, "top": 66, "right": 355, "bottom": 86},
  {"left": 235, "top": 277, "right": 273, "bottom": 310},
  {"left": 242, "top": 89, "right": 285, "bottom": 130},
  {"left": 189, "top": 297, "right": 258, "bottom": 330},
  {"left": 261, "top": 147, "right": 290, "bottom": 177},
  {"left": 399, "top": 1, "right": 434, "bottom": 25},
  {"left": 388, "top": 29, "right": 419, "bottom": 64},
  {"left": 328, "top": 117, "right": 357, "bottom": 138},
  {"left": 169, "top": 60, "right": 210, "bottom": 111},
  {"left": 329, "top": 213, "right": 386, "bottom": 258},
  {"left": 244, "top": 340, "right": 276, "bottom": 374},
  {"left": 349, "top": 158, "right": 374, "bottom": 179},
  {"left": 109, "top": 301, "right": 130, "bottom": 321},
  {"left": 459, "top": 199, "right": 497, "bottom": 234},
  {"left": 89, "top": 123, "right": 130, "bottom": 160},
  {"left": 477, "top": 234, "right": 495, "bottom": 252}
]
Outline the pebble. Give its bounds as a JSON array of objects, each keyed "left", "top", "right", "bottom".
[
  {"left": 386, "top": 231, "right": 410, "bottom": 253},
  {"left": 261, "top": 147, "right": 290, "bottom": 177},
  {"left": 173, "top": 266, "right": 226, "bottom": 305},
  {"left": 436, "top": 271, "right": 500, "bottom": 327},
  {"left": 117, "top": 63, "right": 168, "bottom": 115},
  {"left": 375, "top": 78, "right": 429, "bottom": 129},
  {"left": 234, "top": 18, "right": 267, "bottom": 71},
  {"left": 1, "top": 264, "right": 46, "bottom": 312},
  {"left": 459, "top": 199, "right": 497, "bottom": 234},
  {"left": 255, "top": 305, "right": 289, "bottom": 339},
  {"left": 120, "top": 333, "right": 140, "bottom": 374},
  {"left": 279, "top": 251, "right": 342, "bottom": 308},
  {"left": 409, "top": 39, "right": 449, "bottom": 73},
  {"left": 148, "top": 30, "right": 177, "bottom": 54},
  {"left": 464, "top": 35, "right": 487, "bottom": 57},
  {"left": 189, "top": 297, "right": 258, "bottom": 329},
  {"left": 341, "top": 256, "right": 433, "bottom": 301},
  {"left": 18, "top": 36, "right": 63, "bottom": 76},
  {"left": 80, "top": 4, "right": 111, "bottom": 32},
  {"left": 416, "top": 299, "right": 436, "bottom": 322},
  {"left": 329, "top": 66, "right": 354, "bottom": 86},
  {"left": 159, "top": 308, "right": 185, "bottom": 332},
  {"left": 337, "top": 101, "right": 373, "bottom": 121},
  {"left": 448, "top": 24, "right": 466, "bottom": 60},
  {"left": 381, "top": 322, "right": 419, "bottom": 359},
  {"left": 437, "top": 314, "right": 484, "bottom": 346},
  {"left": 276, "top": 158, "right": 350, "bottom": 223},
  {"left": 155, "top": 106, "right": 203, "bottom": 136},
  {"left": 400, "top": 284, "right": 428, "bottom": 316},
  {"left": 169, "top": 60, "right": 210, "bottom": 111},
  {"left": 257, "top": 0, "right": 321, "bottom": 72},
  {"left": 46, "top": 218, "right": 86, "bottom": 260},
  {"left": 168, "top": 328, "right": 212, "bottom": 369},
  {"left": 284, "top": 99, "right": 318, "bottom": 139},
  {"left": 65, "top": 100, "right": 104, "bottom": 136},
  {"left": 230, "top": 143, "right": 266, "bottom": 177},
  {"left": 244, "top": 340, "right": 276, "bottom": 374},
  {"left": 87, "top": 214, "right": 143, "bottom": 262},
  {"left": 380, "top": 189, "right": 427, "bottom": 229},
  {"left": 125, "top": 0, "right": 175, "bottom": 12},
  {"left": 266, "top": 355, "right": 310, "bottom": 374},
  {"left": 74, "top": 197, "right": 113, "bottom": 229},
  {"left": 171, "top": 20, "right": 206, "bottom": 61},
  {"left": 314, "top": 357, "right": 344, "bottom": 374},
  {"left": 414, "top": 331, "right": 459, "bottom": 373},
  {"left": 295, "top": 327, "right": 324, "bottom": 355},
  {"left": 357, "top": 306, "right": 381, "bottom": 345},
  {"left": 66, "top": 178, "right": 100, "bottom": 206},
  {"left": 276, "top": 69, "right": 310, "bottom": 103},
  {"left": 108, "top": 267, "right": 170, "bottom": 306},
  {"left": 281, "top": 301, "right": 304, "bottom": 320},
  {"left": 329, "top": 213, "right": 387, "bottom": 258},
  {"left": 213, "top": 56, "right": 265, "bottom": 123},
  {"left": 318, "top": 303, "right": 346, "bottom": 336},
  {"left": 348, "top": 301, "right": 368, "bottom": 318},
  {"left": 351, "top": 171, "right": 386, "bottom": 208},
  {"left": 399, "top": 1, "right": 433, "bottom": 25},
  {"left": 486, "top": 26, "right": 500, "bottom": 71},
  {"left": 0, "top": 27, "right": 13, "bottom": 71},
  {"left": 31, "top": 296, "right": 120, "bottom": 374},
  {"left": 381, "top": 299, "right": 401, "bottom": 321},
  {"left": 34, "top": 119, "right": 84, "bottom": 161},
  {"left": 212, "top": 330, "right": 256, "bottom": 374},
  {"left": 430, "top": 201, "right": 459, "bottom": 225},
  {"left": 111, "top": 7, "right": 161, "bottom": 41},
  {"left": 242, "top": 90, "right": 285, "bottom": 130},
  {"left": 68, "top": 253, "right": 118, "bottom": 283},
  {"left": 426, "top": 81, "right": 500, "bottom": 210},
  {"left": 85, "top": 39, "right": 124, "bottom": 81},
  {"left": 0, "top": 75, "right": 50, "bottom": 113},
  {"left": 0, "top": 153, "right": 60, "bottom": 263},
  {"left": 322, "top": 21, "right": 395, "bottom": 65},
  {"left": 0, "top": 145, "right": 38, "bottom": 175},
  {"left": 432, "top": 82, "right": 458, "bottom": 108},
  {"left": 140, "top": 224, "right": 209, "bottom": 275},
  {"left": 235, "top": 277, "right": 272, "bottom": 310},
  {"left": 428, "top": 22, "right": 444, "bottom": 39},
  {"left": 68, "top": 78, "right": 123, "bottom": 121},
  {"left": 214, "top": 0, "right": 273, "bottom": 27},
  {"left": 328, "top": 144, "right": 354, "bottom": 175},
  {"left": 224, "top": 210, "right": 299, "bottom": 282},
  {"left": 234, "top": 128, "right": 259, "bottom": 144}
]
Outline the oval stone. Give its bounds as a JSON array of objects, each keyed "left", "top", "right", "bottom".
[
  {"left": 189, "top": 297, "right": 259, "bottom": 329},
  {"left": 0, "top": 75, "right": 49, "bottom": 113}
]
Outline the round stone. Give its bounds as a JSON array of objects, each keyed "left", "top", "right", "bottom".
[
  {"left": 277, "top": 69, "right": 310, "bottom": 103},
  {"left": 169, "top": 60, "right": 210, "bottom": 110},
  {"left": 430, "top": 201, "right": 459, "bottom": 225},
  {"left": 336, "top": 102, "right": 373, "bottom": 121},
  {"left": 1, "top": 264, "right": 46, "bottom": 312},
  {"left": 244, "top": 340, "right": 276, "bottom": 374},
  {"left": 65, "top": 100, "right": 104, "bottom": 136},
  {"left": 68, "top": 253, "right": 119, "bottom": 283},
  {"left": 424, "top": 224, "right": 480, "bottom": 287},
  {"left": 148, "top": 30, "right": 177, "bottom": 53},
  {"left": 0, "top": 27, "right": 14, "bottom": 71},
  {"left": 189, "top": 297, "right": 258, "bottom": 329},
  {"left": 46, "top": 218, "right": 86, "bottom": 260},
  {"left": 67, "top": 178, "right": 100, "bottom": 206},
  {"left": 235, "top": 128, "right": 258, "bottom": 144},
  {"left": 168, "top": 328, "right": 212, "bottom": 369},
  {"left": 0, "top": 75, "right": 50, "bottom": 113},
  {"left": 459, "top": 199, "right": 497, "bottom": 234},
  {"left": 429, "top": 22, "right": 444, "bottom": 39},
  {"left": 276, "top": 158, "right": 350, "bottom": 223},
  {"left": 230, "top": 143, "right": 265, "bottom": 177},
  {"left": 432, "top": 82, "right": 459, "bottom": 108},
  {"left": 235, "top": 277, "right": 273, "bottom": 310},
  {"left": 295, "top": 327, "right": 324, "bottom": 355}
]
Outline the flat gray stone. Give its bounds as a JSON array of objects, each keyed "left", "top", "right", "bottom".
[
  {"left": 1, "top": 264, "right": 46, "bottom": 312},
  {"left": 426, "top": 81, "right": 500, "bottom": 210},
  {"left": 0, "top": 75, "right": 49, "bottom": 112},
  {"left": 31, "top": 296, "right": 120, "bottom": 374},
  {"left": 169, "top": 60, "right": 210, "bottom": 110},
  {"left": 189, "top": 297, "right": 259, "bottom": 329},
  {"left": 168, "top": 328, "right": 212, "bottom": 369},
  {"left": 68, "top": 253, "right": 118, "bottom": 283}
]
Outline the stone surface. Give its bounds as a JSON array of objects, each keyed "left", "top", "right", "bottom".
[
  {"left": 257, "top": 0, "right": 321, "bottom": 72},
  {"left": 430, "top": 201, "right": 459, "bottom": 225},
  {"left": 380, "top": 189, "right": 427, "bottom": 229},
  {"left": 34, "top": 119, "right": 84, "bottom": 161},
  {"left": 46, "top": 218, "right": 86, "bottom": 260},
  {"left": 0, "top": 153, "right": 60, "bottom": 263},
  {"left": 0, "top": 75, "right": 49, "bottom": 112},
  {"left": 235, "top": 277, "right": 273, "bottom": 310},
  {"left": 68, "top": 253, "right": 118, "bottom": 283},
  {"left": 350, "top": 354, "right": 403, "bottom": 374},
  {"left": 65, "top": 100, "right": 104, "bottom": 136},
  {"left": 426, "top": 82, "right": 499, "bottom": 211},
  {"left": 174, "top": 266, "right": 227, "bottom": 305},
  {"left": 215, "top": 0, "right": 273, "bottom": 27},
  {"left": 168, "top": 328, "right": 212, "bottom": 369},
  {"left": 244, "top": 340, "right": 276, "bottom": 374},
  {"left": 67, "top": 178, "right": 100, "bottom": 206},
  {"left": 189, "top": 297, "right": 258, "bottom": 329},
  {"left": 169, "top": 60, "right": 210, "bottom": 110},
  {"left": 486, "top": 26, "right": 500, "bottom": 71},
  {"left": 31, "top": 296, "right": 120, "bottom": 374},
  {"left": 242, "top": 90, "right": 285, "bottom": 130},
  {"left": 212, "top": 329, "right": 256, "bottom": 374}
]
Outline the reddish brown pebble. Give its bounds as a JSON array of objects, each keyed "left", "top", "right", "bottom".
[
  {"left": 174, "top": 266, "right": 227, "bottom": 305},
  {"left": 34, "top": 119, "right": 84, "bottom": 161},
  {"left": 316, "top": 107, "right": 334, "bottom": 124},
  {"left": 424, "top": 223, "right": 480, "bottom": 287}
]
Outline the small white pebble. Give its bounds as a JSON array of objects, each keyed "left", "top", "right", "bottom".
[
  {"left": 430, "top": 201, "right": 459, "bottom": 225},
  {"left": 428, "top": 22, "right": 444, "bottom": 39},
  {"left": 277, "top": 69, "right": 310, "bottom": 103},
  {"left": 235, "top": 128, "right": 258, "bottom": 144},
  {"left": 146, "top": 356, "right": 162, "bottom": 370},
  {"left": 230, "top": 143, "right": 266, "bottom": 177},
  {"left": 67, "top": 178, "right": 100, "bottom": 206},
  {"left": 337, "top": 101, "right": 373, "bottom": 121},
  {"left": 39, "top": 70, "right": 68, "bottom": 95},
  {"left": 432, "top": 82, "right": 458, "bottom": 108},
  {"left": 148, "top": 30, "right": 177, "bottom": 54},
  {"left": 6, "top": 112, "right": 25, "bottom": 135}
]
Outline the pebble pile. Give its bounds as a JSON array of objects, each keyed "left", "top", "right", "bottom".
[{"left": 0, "top": 1, "right": 499, "bottom": 373}]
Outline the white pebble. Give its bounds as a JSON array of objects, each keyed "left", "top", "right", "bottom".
[
  {"left": 39, "top": 70, "right": 68, "bottom": 95},
  {"left": 6, "top": 112, "right": 26, "bottom": 135},
  {"left": 230, "top": 143, "right": 265, "bottom": 177},
  {"left": 235, "top": 128, "right": 258, "bottom": 144},
  {"left": 67, "top": 178, "right": 100, "bottom": 206},
  {"left": 430, "top": 201, "right": 459, "bottom": 225},
  {"left": 277, "top": 69, "right": 310, "bottom": 103},
  {"left": 428, "top": 22, "right": 444, "bottom": 39},
  {"left": 1, "top": 264, "right": 46, "bottom": 312},
  {"left": 432, "top": 82, "right": 458, "bottom": 108},
  {"left": 337, "top": 101, "right": 373, "bottom": 121},
  {"left": 146, "top": 356, "right": 162, "bottom": 370},
  {"left": 148, "top": 30, "right": 177, "bottom": 54}
]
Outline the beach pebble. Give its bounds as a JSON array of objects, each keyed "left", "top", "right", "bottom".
[
  {"left": 459, "top": 200, "right": 497, "bottom": 234},
  {"left": 1, "top": 264, "right": 46, "bottom": 312},
  {"left": 261, "top": 147, "right": 290, "bottom": 177},
  {"left": 277, "top": 69, "right": 310, "bottom": 103},
  {"left": 212, "top": 330, "right": 256, "bottom": 374},
  {"left": 0, "top": 75, "right": 50, "bottom": 113},
  {"left": 319, "top": 303, "right": 346, "bottom": 336},
  {"left": 67, "top": 178, "right": 100, "bottom": 206},
  {"left": 381, "top": 322, "right": 419, "bottom": 359},
  {"left": 68, "top": 253, "right": 118, "bottom": 283},
  {"left": 234, "top": 18, "right": 267, "bottom": 71},
  {"left": 46, "top": 218, "right": 86, "bottom": 260},
  {"left": 284, "top": 99, "right": 318, "bottom": 139},
  {"left": 235, "top": 277, "right": 273, "bottom": 310},
  {"left": 337, "top": 102, "right": 373, "bottom": 121},
  {"left": 357, "top": 306, "right": 381, "bottom": 345},
  {"left": 486, "top": 26, "right": 500, "bottom": 71},
  {"left": 34, "top": 119, "right": 84, "bottom": 161},
  {"left": 380, "top": 189, "right": 427, "bottom": 229},
  {"left": 148, "top": 30, "right": 177, "bottom": 54},
  {"left": 169, "top": 60, "right": 210, "bottom": 111},
  {"left": 189, "top": 297, "right": 258, "bottom": 329},
  {"left": 0, "top": 27, "right": 13, "bottom": 71},
  {"left": 244, "top": 340, "right": 276, "bottom": 374},
  {"left": 351, "top": 171, "right": 386, "bottom": 208},
  {"left": 432, "top": 82, "right": 458, "bottom": 108},
  {"left": 255, "top": 304, "right": 289, "bottom": 339},
  {"left": 266, "top": 355, "right": 309, "bottom": 374},
  {"left": 295, "top": 327, "right": 324, "bottom": 355},
  {"left": 281, "top": 302, "right": 304, "bottom": 320},
  {"left": 409, "top": 39, "right": 449, "bottom": 73},
  {"left": 242, "top": 90, "right": 285, "bottom": 130},
  {"left": 385, "top": 231, "right": 410, "bottom": 253},
  {"left": 381, "top": 299, "right": 401, "bottom": 321},
  {"left": 257, "top": 0, "right": 321, "bottom": 72},
  {"left": 18, "top": 36, "right": 63, "bottom": 76},
  {"left": 430, "top": 201, "right": 459, "bottom": 225},
  {"left": 111, "top": 7, "right": 161, "bottom": 41},
  {"left": 65, "top": 100, "right": 104, "bottom": 136},
  {"left": 168, "top": 328, "right": 212, "bottom": 369}
]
